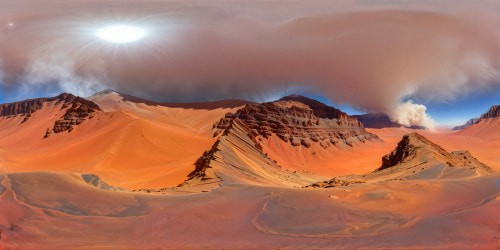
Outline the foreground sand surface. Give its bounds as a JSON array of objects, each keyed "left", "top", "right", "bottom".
[{"left": 0, "top": 172, "right": 498, "bottom": 248}]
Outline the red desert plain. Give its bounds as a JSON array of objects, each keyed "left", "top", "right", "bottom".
[
  {"left": 1, "top": 0, "right": 500, "bottom": 249},
  {"left": 0, "top": 91, "right": 498, "bottom": 248}
]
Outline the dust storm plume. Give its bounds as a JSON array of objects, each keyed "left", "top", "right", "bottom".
[{"left": 1, "top": 0, "right": 500, "bottom": 126}]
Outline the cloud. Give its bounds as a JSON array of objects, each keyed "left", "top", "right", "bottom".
[
  {"left": 392, "top": 100, "right": 436, "bottom": 129},
  {"left": 1, "top": 1, "right": 500, "bottom": 127},
  {"left": 20, "top": 53, "right": 108, "bottom": 97}
]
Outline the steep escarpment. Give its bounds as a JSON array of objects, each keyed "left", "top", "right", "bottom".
[
  {"left": 43, "top": 94, "right": 101, "bottom": 137},
  {"left": 46, "top": 95, "right": 101, "bottom": 137},
  {"left": 213, "top": 95, "right": 379, "bottom": 149},
  {"left": 309, "top": 133, "right": 492, "bottom": 188},
  {"left": 179, "top": 118, "right": 320, "bottom": 191},
  {"left": 0, "top": 93, "right": 101, "bottom": 137},
  {"left": 479, "top": 105, "right": 500, "bottom": 119}
]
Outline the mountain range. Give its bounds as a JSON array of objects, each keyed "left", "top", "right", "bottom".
[{"left": 0, "top": 90, "right": 498, "bottom": 248}]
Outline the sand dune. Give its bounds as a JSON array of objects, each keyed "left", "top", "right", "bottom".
[{"left": 0, "top": 92, "right": 244, "bottom": 189}]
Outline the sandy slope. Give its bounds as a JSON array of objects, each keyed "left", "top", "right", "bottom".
[
  {"left": 0, "top": 93, "right": 243, "bottom": 189},
  {"left": 261, "top": 135, "right": 392, "bottom": 177}
]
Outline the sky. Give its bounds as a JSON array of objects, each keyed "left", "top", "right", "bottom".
[{"left": 1, "top": 0, "right": 500, "bottom": 126}]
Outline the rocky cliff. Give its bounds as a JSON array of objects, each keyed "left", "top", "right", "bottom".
[
  {"left": 213, "top": 95, "right": 379, "bottom": 149},
  {"left": 178, "top": 118, "right": 320, "bottom": 191},
  {"left": 479, "top": 105, "right": 500, "bottom": 119},
  {"left": 45, "top": 94, "right": 101, "bottom": 137},
  {"left": 0, "top": 93, "right": 101, "bottom": 137}
]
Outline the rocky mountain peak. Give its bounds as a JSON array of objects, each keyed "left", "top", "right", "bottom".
[
  {"left": 214, "top": 96, "right": 378, "bottom": 149},
  {"left": 380, "top": 133, "right": 440, "bottom": 170},
  {"left": 480, "top": 105, "right": 500, "bottom": 119}
]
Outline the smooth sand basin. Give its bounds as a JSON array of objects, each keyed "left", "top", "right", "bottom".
[{"left": 0, "top": 172, "right": 498, "bottom": 248}]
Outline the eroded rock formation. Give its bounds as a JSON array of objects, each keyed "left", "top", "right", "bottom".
[
  {"left": 308, "top": 132, "right": 492, "bottom": 188},
  {"left": 213, "top": 95, "right": 379, "bottom": 149}
]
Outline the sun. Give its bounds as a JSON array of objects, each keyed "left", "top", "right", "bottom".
[{"left": 97, "top": 25, "right": 146, "bottom": 44}]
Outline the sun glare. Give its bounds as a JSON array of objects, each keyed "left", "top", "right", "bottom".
[{"left": 97, "top": 25, "right": 146, "bottom": 44}]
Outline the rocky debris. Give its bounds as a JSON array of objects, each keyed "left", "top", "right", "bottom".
[
  {"left": 307, "top": 132, "right": 493, "bottom": 188},
  {"left": 306, "top": 177, "right": 365, "bottom": 188},
  {"left": 213, "top": 95, "right": 379, "bottom": 149},
  {"left": 81, "top": 173, "right": 123, "bottom": 191}
]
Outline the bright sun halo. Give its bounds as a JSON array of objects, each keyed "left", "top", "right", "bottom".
[{"left": 97, "top": 25, "right": 146, "bottom": 44}]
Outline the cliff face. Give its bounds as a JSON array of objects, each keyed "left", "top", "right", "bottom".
[
  {"left": 213, "top": 95, "right": 378, "bottom": 149},
  {"left": 1, "top": 94, "right": 72, "bottom": 123},
  {"left": 0, "top": 93, "right": 101, "bottom": 137},
  {"left": 179, "top": 118, "right": 320, "bottom": 191},
  {"left": 379, "top": 132, "right": 449, "bottom": 170},
  {"left": 480, "top": 105, "right": 500, "bottom": 119},
  {"left": 47, "top": 94, "right": 101, "bottom": 137}
]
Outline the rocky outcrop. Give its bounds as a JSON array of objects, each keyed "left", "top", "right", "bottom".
[
  {"left": 308, "top": 133, "right": 492, "bottom": 188},
  {"left": 452, "top": 118, "right": 479, "bottom": 130},
  {"left": 453, "top": 105, "right": 499, "bottom": 130},
  {"left": 1, "top": 93, "right": 101, "bottom": 134},
  {"left": 479, "top": 105, "right": 500, "bottom": 119},
  {"left": 213, "top": 95, "right": 379, "bottom": 149},
  {"left": 49, "top": 96, "right": 101, "bottom": 135},
  {"left": 376, "top": 133, "right": 492, "bottom": 173},
  {"left": 279, "top": 95, "right": 361, "bottom": 122},
  {"left": 0, "top": 93, "right": 71, "bottom": 122},
  {"left": 81, "top": 173, "right": 123, "bottom": 191},
  {"left": 378, "top": 133, "right": 447, "bottom": 170},
  {"left": 179, "top": 118, "right": 320, "bottom": 191}
]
